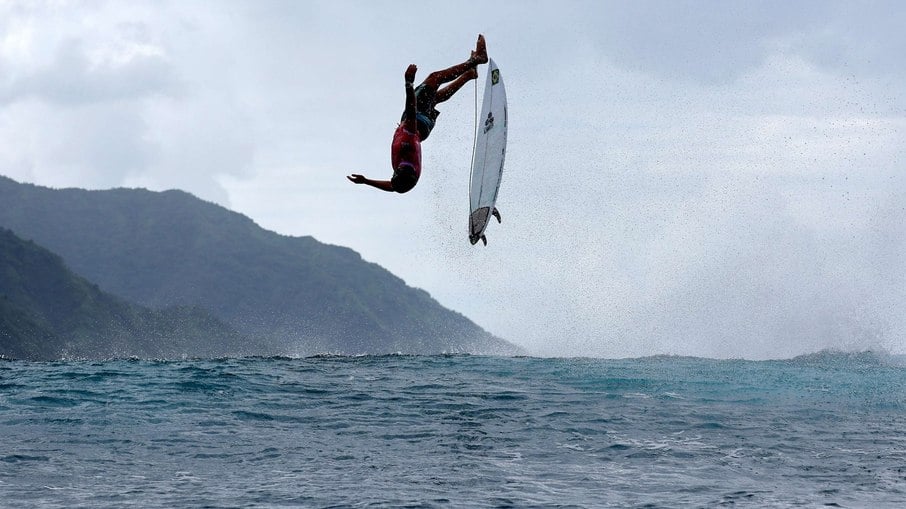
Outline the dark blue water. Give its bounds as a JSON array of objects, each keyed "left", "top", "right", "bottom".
[{"left": 2, "top": 352, "right": 905, "bottom": 508}]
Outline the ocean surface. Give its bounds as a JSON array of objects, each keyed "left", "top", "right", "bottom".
[{"left": 1, "top": 352, "right": 905, "bottom": 508}]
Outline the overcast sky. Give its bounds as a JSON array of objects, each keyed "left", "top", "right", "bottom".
[{"left": 2, "top": 0, "right": 904, "bottom": 359}]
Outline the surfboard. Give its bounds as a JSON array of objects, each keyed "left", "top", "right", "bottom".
[{"left": 468, "top": 58, "right": 507, "bottom": 246}]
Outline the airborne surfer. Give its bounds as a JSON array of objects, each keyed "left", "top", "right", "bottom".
[{"left": 347, "top": 35, "right": 489, "bottom": 193}]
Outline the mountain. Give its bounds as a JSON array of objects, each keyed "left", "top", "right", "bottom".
[
  {"left": 0, "top": 175, "right": 520, "bottom": 356},
  {"left": 0, "top": 228, "right": 246, "bottom": 360}
]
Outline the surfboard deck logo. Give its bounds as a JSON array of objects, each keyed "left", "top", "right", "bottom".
[
  {"left": 483, "top": 112, "right": 494, "bottom": 133},
  {"left": 468, "top": 59, "right": 507, "bottom": 246}
]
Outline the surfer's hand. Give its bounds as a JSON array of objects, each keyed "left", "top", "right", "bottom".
[
  {"left": 404, "top": 64, "right": 417, "bottom": 84},
  {"left": 347, "top": 174, "right": 367, "bottom": 184}
]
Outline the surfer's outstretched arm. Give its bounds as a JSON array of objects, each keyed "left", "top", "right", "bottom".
[{"left": 347, "top": 174, "right": 395, "bottom": 192}]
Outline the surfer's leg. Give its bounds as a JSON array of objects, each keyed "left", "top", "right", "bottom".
[
  {"left": 435, "top": 67, "right": 477, "bottom": 104},
  {"left": 422, "top": 63, "right": 473, "bottom": 90},
  {"left": 421, "top": 35, "right": 487, "bottom": 90}
]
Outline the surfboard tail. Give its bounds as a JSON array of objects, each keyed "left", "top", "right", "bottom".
[{"left": 469, "top": 206, "right": 491, "bottom": 238}]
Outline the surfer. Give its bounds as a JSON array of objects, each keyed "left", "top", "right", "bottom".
[{"left": 347, "top": 34, "right": 489, "bottom": 193}]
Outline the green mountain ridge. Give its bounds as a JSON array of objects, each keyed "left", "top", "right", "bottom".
[
  {"left": 0, "top": 228, "right": 247, "bottom": 360},
  {"left": 0, "top": 175, "right": 521, "bottom": 356}
]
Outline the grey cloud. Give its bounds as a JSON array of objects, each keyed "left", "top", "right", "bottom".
[
  {"left": 51, "top": 104, "right": 157, "bottom": 186},
  {"left": 777, "top": 4, "right": 906, "bottom": 79},
  {"left": 4, "top": 37, "right": 180, "bottom": 107},
  {"left": 565, "top": 0, "right": 833, "bottom": 82}
]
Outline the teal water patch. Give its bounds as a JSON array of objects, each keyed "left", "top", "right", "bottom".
[{"left": 0, "top": 352, "right": 904, "bottom": 507}]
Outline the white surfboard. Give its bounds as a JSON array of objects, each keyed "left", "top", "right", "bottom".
[{"left": 468, "top": 58, "right": 507, "bottom": 246}]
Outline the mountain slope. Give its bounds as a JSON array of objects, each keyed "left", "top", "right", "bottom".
[
  {"left": 0, "top": 176, "right": 520, "bottom": 355},
  {"left": 0, "top": 228, "right": 247, "bottom": 360}
]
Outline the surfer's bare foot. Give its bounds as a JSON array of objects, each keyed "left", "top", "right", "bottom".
[{"left": 470, "top": 34, "right": 488, "bottom": 65}]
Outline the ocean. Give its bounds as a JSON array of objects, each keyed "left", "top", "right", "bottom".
[{"left": 1, "top": 352, "right": 905, "bottom": 508}]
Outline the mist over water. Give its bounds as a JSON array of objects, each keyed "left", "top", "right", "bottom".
[
  {"left": 423, "top": 98, "right": 906, "bottom": 360},
  {"left": 519, "top": 172, "right": 902, "bottom": 360}
]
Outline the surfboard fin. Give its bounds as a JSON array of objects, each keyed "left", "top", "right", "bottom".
[
  {"left": 492, "top": 208, "right": 501, "bottom": 223},
  {"left": 481, "top": 235, "right": 487, "bottom": 246}
]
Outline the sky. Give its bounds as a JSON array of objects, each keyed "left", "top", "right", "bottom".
[{"left": 1, "top": 0, "right": 905, "bottom": 359}]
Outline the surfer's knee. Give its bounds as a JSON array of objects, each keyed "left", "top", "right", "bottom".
[{"left": 421, "top": 73, "right": 444, "bottom": 90}]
